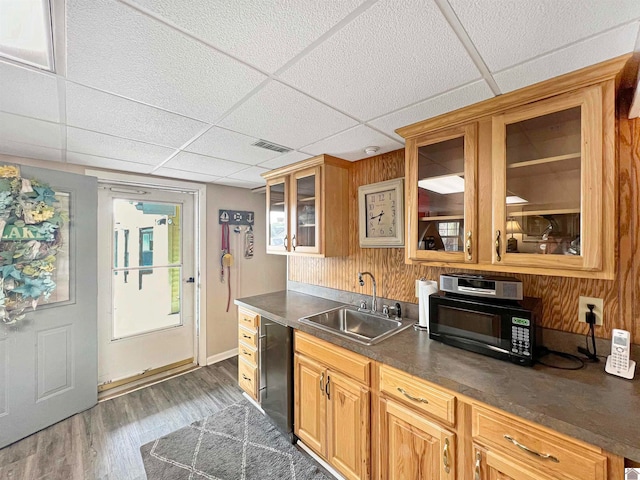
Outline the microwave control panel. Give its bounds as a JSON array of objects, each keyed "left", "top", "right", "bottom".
[{"left": 511, "top": 317, "right": 531, "bottom": 358}]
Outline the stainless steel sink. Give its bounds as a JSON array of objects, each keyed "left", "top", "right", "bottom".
[{"left": 299, "top": 306, "right": 413, "bottom": 345}]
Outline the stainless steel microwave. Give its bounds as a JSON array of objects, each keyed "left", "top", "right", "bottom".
[{"left": 428, "top": 293, "right": 542, "bottom": 366}]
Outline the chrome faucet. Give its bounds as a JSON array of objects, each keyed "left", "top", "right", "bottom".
[{"left": 358, "top": 272, "right": 377, "bottom": 314}]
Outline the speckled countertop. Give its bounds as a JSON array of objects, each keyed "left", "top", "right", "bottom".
[{"left": 235, "top": 290, "right": 640, "bottom": 462}]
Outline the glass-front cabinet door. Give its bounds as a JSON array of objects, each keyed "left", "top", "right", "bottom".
[
  {"left": 492, "top": 85, "right": 602, "bottom": 271},
  {"left": 406, "top": 124, "right": 477, "bottom": 263},
  {"left": 266, "top": 177, "right": 289, "bottom": 254},
  {"left": 290, "top": 166, "right": 321, "bottom": 254}
]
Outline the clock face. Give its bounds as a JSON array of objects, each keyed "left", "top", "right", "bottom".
[{"left": 366, "top": 188, "right": 397, "bottom": 238}]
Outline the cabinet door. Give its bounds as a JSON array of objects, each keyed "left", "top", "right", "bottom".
[
  {"left": 266, "top": 176, "right": 290, "bottom": 254},
  {"left": 492, "top": 85, "right": 603, "bottom": 271},
  {"left": 406, "top": 124, "right": 477, "bottom": 263},
  {"left": 326, "top": 370, "right": 370, "bottom": 480},
  {"left": 380, "top": 397, "right": 456, "bottom": 480},
  {"left": 290, "top": 166, "right": 321, "bottom": 254},
  {"left": 294, "top": 353, "right": 326, "bottom": 457},
  {"left": 473, "top": 446, "right": 556, "bottom": 480}
]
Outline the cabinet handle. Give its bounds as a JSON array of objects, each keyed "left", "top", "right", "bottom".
[
  {"left": 466, "top": 231, "right": 472, "bottom": 261},
  {"left": 474, "top": 451, "right": 481, "bottom": 480},
  {"left": 292, "top": 234, "right": 297, "bottom": 251},
  {"left": 325, "top": 375, "right": 331, "bottom": 400},
  {"left": 319, "top": 372, "right": 325, "bottom": 395},
  {"left": 503, "top": 434, "right": 559, "bottom": 463},
  {"left": 242, "top": 349, "right": 249, "bottom": 355},
  {"left": 495, "top": 230, "right": 502, "bottom": 262},
  {"left": 397, "top": 387, "right": 429, "bottom": 404},
  {"left": 242, "top": 334, "right": 251, "bottom": 339},
  {"left": 242, "top": 374, "right": 251, "bottom": 383},
  {"left": 443, "top": 438, "right": 451, "bottom": 474},
  {"left": 283, "top": 234, "right": 288, "bottom": 250}
]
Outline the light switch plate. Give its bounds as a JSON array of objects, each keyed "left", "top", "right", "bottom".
[{"left": 578, "top": 296, "right": 603, "bottom": 325}]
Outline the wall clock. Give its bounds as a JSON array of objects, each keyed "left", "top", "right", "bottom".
[{"left": 358, "top": 178, "right": 404, "bottom": 247}]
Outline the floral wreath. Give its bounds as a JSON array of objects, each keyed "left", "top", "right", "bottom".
[{"left": 0, "top": 165, "right": 66, "bottom": 324}]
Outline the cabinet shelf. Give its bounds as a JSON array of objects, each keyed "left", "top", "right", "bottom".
[
  {"left": 507, "top": 208, "right": 580, "bottom": 217},
  {"left": 298, "top": 196, "right": 316, "bottom": 202},
  {"left": 298, "top": 224, "right": 316, "bottom": 227},
  {"left": 419, "top": 215, "right": 464, "bottom": 221},
  {"left": 507, "top": 152, "right": 580, "bottom": 169},
  {"left": 272, "top": 201, "right": 285, "bottom": 206}
]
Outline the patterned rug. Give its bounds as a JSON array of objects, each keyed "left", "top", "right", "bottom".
[{"left": 140, "top": 399, "right": 330, "bottom": 480}]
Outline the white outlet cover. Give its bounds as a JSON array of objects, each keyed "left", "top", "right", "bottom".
[{"left": 578, "top": 296, "right": 604, "bottom": 326}]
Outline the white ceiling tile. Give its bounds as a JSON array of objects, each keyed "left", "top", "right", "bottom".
[
  {"left": 213, "top": 178, "right": 263, "bottom": 189},
  {"left": 162, "top": 151, "right": 249, "bottom": 177},
  {"left": 450, "top": 0, "right": 640, "bottom": 73},
  {"left": 0, "top": 61, "right": 60, "bottom": 122},
  {"left": 301, "top": 125, "right": 403, "bottom": 161},
  {"left": 66, "top": 151, "right": 153, "bottom": 174},
  {"left": 130, "top": 0, "right": 368, "bottom": 73},
  {"left": 0, "top": 140, "right": 63, "bottom": 162},
  {"left": 279, "top": 0, "right": 480, "bottom": 120},
  {"left": 67, "top": 128, "right": 176, "bottom": 166},
  {"left": 219, "top": 81, "right": 358, "bottom": 149},
  {"left": 66, "top": 83, "right": 208, "bottom": 148},
  {"left": 494, "top": 23, "right": 640, "bottom": 93},
  {"left": 153, "top": 167, "right": 220, "bottom": 183},
  {"left": 66, "top": 0, "right": 267, "bottom": 122},
  {"left": 0, "top": 112, "right": 62, "bottom": 149},
  {"left": 227, "top": 166, "right": 269, "bottom": 185},
  {"left": 369, "top": 81, "right": 494, "bottom": 141},
  {"left": 257, "top": 151, "right": 312, "bottom": 170},
  {"left": 185, "top": 126, "right": 280, "bottom": 164}
]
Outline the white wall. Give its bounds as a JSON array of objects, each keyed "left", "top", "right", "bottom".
[{"left": 205, "top": 184, "right": 287, "bottom": 358}]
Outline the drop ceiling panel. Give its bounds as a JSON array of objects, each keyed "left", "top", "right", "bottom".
[
  {"left": 67, "top": 128, "right": 176, "bottom": 165},
  {"left": 0, "top": 62, "right": 60, "bottom": 123},
  {"left": 369, "top": 81, "right": 494, "bottom": 141},
  {"left": 162, "top": 151, "right": 249, "bottom": 177},
  {"left": 279, "top": 0, "right": 480, "bottom": 121},
  {"left": 257, "top": 151, "right": 312, "bottom": 170},
  {"left": 130, "top": 0, "right": 368, "bottom": 73},
  {"left": 66, "top": 151, "right": 153, "bottom": 174},
  {"left": 214, "top": 177, "right": 264, "bottom": 189},
  {"left": 301, "top": 125, "right": 403, "bottom": 161},
  {"left": 153, "top": 167, "right": 220, "bottom": 183},
  {"left": 0, "top": 113, "right": 62, "bottom": 149},
  {"left": 219, "top": 81, "right": 358, "bottom": 149},
  {"left": 0, "top": 140, "right": 63, "bottom": 163},
  {"left": 494, "top": 22, "right": 640, "bottom": 93},
  {"left": 449, "top": 0, "right": 640, "bottom": 73},
  {"left": 66, "top": 83, "right": 208, "bottom": 148},
  {"left": 185, "top": 126, "right": 280, "bottom": 164},
  {"left": 226, "top": 166, "right": 269, "bottom": 185},
  {"left": 66, "top": 0, "right": 267, "bottom": 122}
]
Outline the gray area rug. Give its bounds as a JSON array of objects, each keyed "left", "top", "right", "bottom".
[{"left": 140, "top": 399, "right": 330, "bottom": 479}]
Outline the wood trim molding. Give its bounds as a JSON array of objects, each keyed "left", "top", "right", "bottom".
[{"left": 262, "top": 154, "right": 351, "bottom": 179}]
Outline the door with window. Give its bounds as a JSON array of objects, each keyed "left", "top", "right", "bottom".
[{"left": 97, "top": 185, "right": 196, "bottom": 389}]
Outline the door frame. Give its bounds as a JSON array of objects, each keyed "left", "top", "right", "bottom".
[{"left": 86, "top": 169, "right": 207, "bottom": 367}]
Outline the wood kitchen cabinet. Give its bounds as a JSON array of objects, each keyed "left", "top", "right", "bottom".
[
  {"left": 398, "top": 56, "right": 626, "bottom": 279},
  {"left": 294, "top": 331, "right": 370, "bottom": 480},
  {"left": 263, "top": 154, "right": 350, "bottom": 257},
  {"left": 237, "top": 307, "right": 260, "bottom": 401}
]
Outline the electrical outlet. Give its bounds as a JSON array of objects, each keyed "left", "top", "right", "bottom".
[{"left": 578, "top": 296, "right": 603, "bottom": 325}]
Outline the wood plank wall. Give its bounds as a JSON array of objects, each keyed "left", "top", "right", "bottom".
[{"left": 289, "top": 90, "right": 640, "bottom": 344}]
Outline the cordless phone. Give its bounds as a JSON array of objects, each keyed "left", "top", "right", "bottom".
[{"left": 605, "top": 329, "right": 636, "bottom": 380}]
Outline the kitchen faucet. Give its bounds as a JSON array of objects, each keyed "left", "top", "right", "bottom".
[{"left": 357, "top": 271, "right": 377, "bottom": 314}]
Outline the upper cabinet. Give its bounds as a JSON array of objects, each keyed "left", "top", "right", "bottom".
[
  {"left": 263, "top": 155, "right": 350, "bottom": 257},
  {"left": 398, "top": 55, "right": 626, "bottom": 279}
]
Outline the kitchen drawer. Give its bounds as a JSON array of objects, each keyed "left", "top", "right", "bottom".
[
  {"left": 472, "top": 405, "right": 607, "bottom": 480},
  {"left": 238, "top": 358, "right": 258, "bottom": 400},
  {"left": 238, "top": 308, "right": 259, "bottom": 329},
  {"left": 238, "top": 325, "right": 258, "bottom": 348},
  {"left": 379, "top": 364, "right": 456, "bottom": 425},
  {"left": 239, "top": 343, "right": 258, "bottom": 366},
  {"left": 295, "top": 331, "right": 370, "bottom": 385}
]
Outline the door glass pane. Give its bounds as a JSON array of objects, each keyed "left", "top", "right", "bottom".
[
  {"left": 295, "top": 175, "right": 316, "bottom": 248},
  {"left": 112, "top": 200, "right": 182, "bottom": 339},
  {"left": 505, "top": 107, "right": 581, "bottom": 256},
  {"left": 268, "top": 183, "right": 286, "bottom": 248},
  {"left": 416, "top": 137, "right": 465, "bottom": 252}
]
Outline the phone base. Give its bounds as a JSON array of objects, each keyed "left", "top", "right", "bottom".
[{"left": 605, "top": 356, "right": 636, "bottom": 380}]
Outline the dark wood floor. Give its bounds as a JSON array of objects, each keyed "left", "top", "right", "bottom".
[{"left": 0, "top": 357, "right": 242, "bottom": 480}]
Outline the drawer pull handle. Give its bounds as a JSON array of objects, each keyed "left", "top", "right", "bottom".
[
  {"left": 474, "top": 451, "right": 481, "bottom": 480},
  {"left": 242, "top": 374, "right": 251, "bottom": 383},
  {"left": 397, "top": 387, "right": 429, "bottom": 404},
  {"left": 466, "top": 231, "right": 472, "bottom": 261},
  {"left": 242, "top": 334, "right": 251, "bottom": 339},
  {"left": 319, "top": 372, "right": 325, "bottom": 395},
  {"left": 242, "top": 349, "right": 250, "bottom": 355},
  {"left": 495, "top": 230, "right": 502, "bottom": 262},
  {"left": 443, "top": 438, "right": 451, "bottom": 474},
  {"left": 503, "top": 435, "right": 559, "bottom": 463}
]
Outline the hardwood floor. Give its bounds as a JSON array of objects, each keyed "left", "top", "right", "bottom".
[{"left": 0, "top": 357, "right": 243, "bottom": 480}]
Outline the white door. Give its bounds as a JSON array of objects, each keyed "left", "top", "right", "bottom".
[{"left": 97, "top": 184, "right": 196, "bottom": 387}]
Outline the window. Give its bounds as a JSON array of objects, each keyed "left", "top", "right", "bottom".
[{"left": 437, "top": 221, "right": 463, "bottom": 252}]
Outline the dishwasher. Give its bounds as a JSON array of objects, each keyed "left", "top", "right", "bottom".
[{"left": 259, "top": 316, "right": 294, "bottom": 442}]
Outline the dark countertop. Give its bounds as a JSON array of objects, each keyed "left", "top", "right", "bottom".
[{"left": 236, "top": 290, "right": 640, "bottom": 462}]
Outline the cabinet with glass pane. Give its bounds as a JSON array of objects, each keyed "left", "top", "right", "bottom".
[{"left": 263, "top": 155, "right": 350, "bottom": 257}]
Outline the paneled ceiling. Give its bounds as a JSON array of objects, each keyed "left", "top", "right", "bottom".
[{"left": 1, "top": 0, "right": 639, "bottom": 188}]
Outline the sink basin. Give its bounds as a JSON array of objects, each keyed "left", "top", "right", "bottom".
[{"left": 299, "top": 306, "right": 413, "bottom": 345}]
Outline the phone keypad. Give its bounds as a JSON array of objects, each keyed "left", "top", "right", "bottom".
[{"left": 511, "top": 326, "right": 531, "bottom": 356}]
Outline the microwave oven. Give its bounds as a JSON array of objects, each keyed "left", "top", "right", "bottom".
[{"left": 429, "top": 291, "right": 542, "bottom": 366}]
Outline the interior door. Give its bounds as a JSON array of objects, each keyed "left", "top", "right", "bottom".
[
  {"left": 97, "top": 184, "right": 196, "bottom": 388},
  {"left": 0, "top": 165, "right": 97, "bottom": 449}
]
